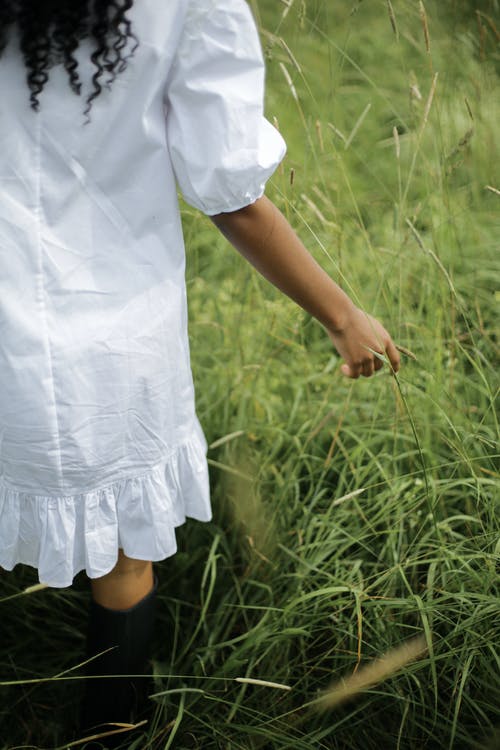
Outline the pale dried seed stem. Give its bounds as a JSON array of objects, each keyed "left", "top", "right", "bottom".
[
  {"left": 393, "top": 125, "right": 400, "bottom": 160},
  {"left": 419, "top": 1, "right": 430, "bottom": 54},
  {"left": 235, "top": 677, "right": 292, "bottom": 691},
  {"left": 316, "top": 120, "right": 324, "bottom": 152},
  {"left": 327, "top": 122, "right": 346, "bottom": 143},
  {"left": 280, "top": 37, "right": 302, "bottom": 73},
  {"left": 420, "top": 72, "right": 438, "bottom": 134},
  {"left": 332, "top": 488, "right": 366, "bottom": 507},
  {"left": 64, "top": 720, "right": 148, "bottom": 748},
  {"left": 345, "top": 102, "right": 371, "bottom": 149},
  {"left": 279, "top": 61, "right": 298, "bottom": 101},
  {"left": 280, "top": 0, "right": 295, "bottom": 21},
  {"left": 300, "top": 193, "right": 337, "bottom": 227}
]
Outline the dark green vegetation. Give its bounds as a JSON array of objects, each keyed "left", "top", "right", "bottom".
[{"left": 1, "top": 1, "right": 498, "bottom": 748}]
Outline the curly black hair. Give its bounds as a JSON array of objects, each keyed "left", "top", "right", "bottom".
[{"left": 0, "top": 0, "right": 138, "bottom": 118}]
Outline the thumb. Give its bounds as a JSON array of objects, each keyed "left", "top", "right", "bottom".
[{"left": 340, "top": 363, "right": 352, "bottom": 378}]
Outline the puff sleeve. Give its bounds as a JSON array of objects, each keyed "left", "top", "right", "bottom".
[{"left": 164, "top": 0, "right": 287, "bottom": 216}]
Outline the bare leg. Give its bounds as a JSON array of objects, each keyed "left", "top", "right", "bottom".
[{"left": 90, "top": 548, "right": 154, "bottom": 610}]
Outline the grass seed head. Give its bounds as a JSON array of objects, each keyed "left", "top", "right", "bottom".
[{"left": 317, "top": 635, "right": 429, "bottom": 710}]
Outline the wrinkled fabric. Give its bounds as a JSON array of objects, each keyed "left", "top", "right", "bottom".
[{"left": 0, "top": 0, "right": 286, "bottom": 587}]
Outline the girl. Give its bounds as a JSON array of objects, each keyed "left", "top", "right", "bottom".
[{"left": 0, "top": 0, "right": 400, "bottom": 746}]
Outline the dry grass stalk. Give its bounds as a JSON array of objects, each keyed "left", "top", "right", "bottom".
[
  {"left": 280, "top": 0, "right": 295, "bottom": 21},
  {"left": 332, "top": 488, "right": 366, "bottom": 507},
  {"left": 245, "top": 535, "right": 273, "bottom": 566},
  {"left": 311, "top": 185, "right": 333, "bottom": 207},
  {"left": 345, "top": 102, "right": 371, "bottom": 149},
  {"left": 476, "top": 11, "right": 487, "bottom": 61},
  {"left": 465, "top": 97, "right": 474, "bottom": 122},
  {"left": 279, "top": 62, "right": 298, "bottom": 101},
  {"left": 410, "top": 83, "right": 422, "bottom": 102},
  {"left": 405, "top": 217, "right": 456, "bottom": 296},
  {"left": 419, "top": 1, "right": 430, "bottom": 54},
  {"left": 393, "top": 125, "right": 400, "bottom": 160},
  {"left": 235, "top": 677, "right": 292, "bottom": 691},
  {"left": 65, "top": 720, "right": 148, "bottom": 748},
  {"left": 316, "top": 120, "right": 324, "bottom": 153},
  {"left": 477, "top": 10, "right": 500, "bottom": 40},
  {"left": 300, "top": 193, "right": 337, "bottom": 228},
  {"left": 324, "top": 408, "right": 347, "bottom": 469},
  {"left": 386, "top": 0, "right": 399, "bottom": 40},
  {"left": 485, "top": 185, "right": 500, "bottom": 196},
  {"left": 23, "top": 583, "right": 49, "bottom": 595},
  {"left": 280, "top": 37, "right": 302, "bottom": 73},
  {"left": 305, "top": 405, "right": 337, "bottom": 444},
  {"left": 420, "top": 72, "right": 438, "bottom": 134},
  {"left": 327, "top": 122, "right": 346, "bottom": 144},
  {"left": 317, "top": 635, "right": 428, "bottom": 709}
]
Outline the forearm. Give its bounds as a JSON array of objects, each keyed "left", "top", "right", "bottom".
[
  {"left": 211, "top": 194, "right": 402, "bottom": 378},
  {"left": 210, "top": 195, "right": 354, "bottom": 332}
]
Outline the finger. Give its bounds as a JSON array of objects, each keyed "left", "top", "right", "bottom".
[
  {"left": 361, "top": 359, "right": 375, "bottom": 378},
  {"left": 385, "top": 340, "right": 401, "bottom": 373},
  {"left": 374, "top": 357, "right": 384, "bottom": 372},
  {"left": 341, "top": 363, "right": 361, "bottom": 379}
]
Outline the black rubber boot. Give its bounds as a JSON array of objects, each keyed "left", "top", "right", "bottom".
[{"left": 79, "top": 574, "right": 158, "bottom": 748}]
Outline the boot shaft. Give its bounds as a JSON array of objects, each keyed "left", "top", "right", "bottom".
[{"left": 79, "top": 574, "right": 158, "bottom": 743}]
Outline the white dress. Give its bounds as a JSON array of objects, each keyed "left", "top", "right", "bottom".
[{"left": 0, "top": 0, "right": 286, "bottom": 587}]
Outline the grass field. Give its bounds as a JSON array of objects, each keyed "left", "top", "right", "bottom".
[{"left": 0, "top": 1, "right": 498, "bottom": 748}]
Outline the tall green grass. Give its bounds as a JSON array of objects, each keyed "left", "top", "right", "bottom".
[{"left": 1, "top": 1, "right": 498, "bottom": 749}]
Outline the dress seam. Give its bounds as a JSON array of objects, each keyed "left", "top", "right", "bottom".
[
  {"left": 201, "top": 183, "right": 267, "bottom": 217},
  {"left": 34, "top": 115, "right": 66, "bottom": 491},
  {"left": 0, "top": 436, "right": 204, "bottom": 500}
]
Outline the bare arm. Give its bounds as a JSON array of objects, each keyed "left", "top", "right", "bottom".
[{"left": 210, "top": 195, "right": 400, "bottom": 379}]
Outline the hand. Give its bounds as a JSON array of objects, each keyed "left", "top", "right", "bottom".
[{"left": 326, "top": 305, "right": 401, "bottom": 379}]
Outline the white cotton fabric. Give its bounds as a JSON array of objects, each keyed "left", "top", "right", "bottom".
[{"left": 0, "top": 0, "right": 286, "bottom": 588}]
